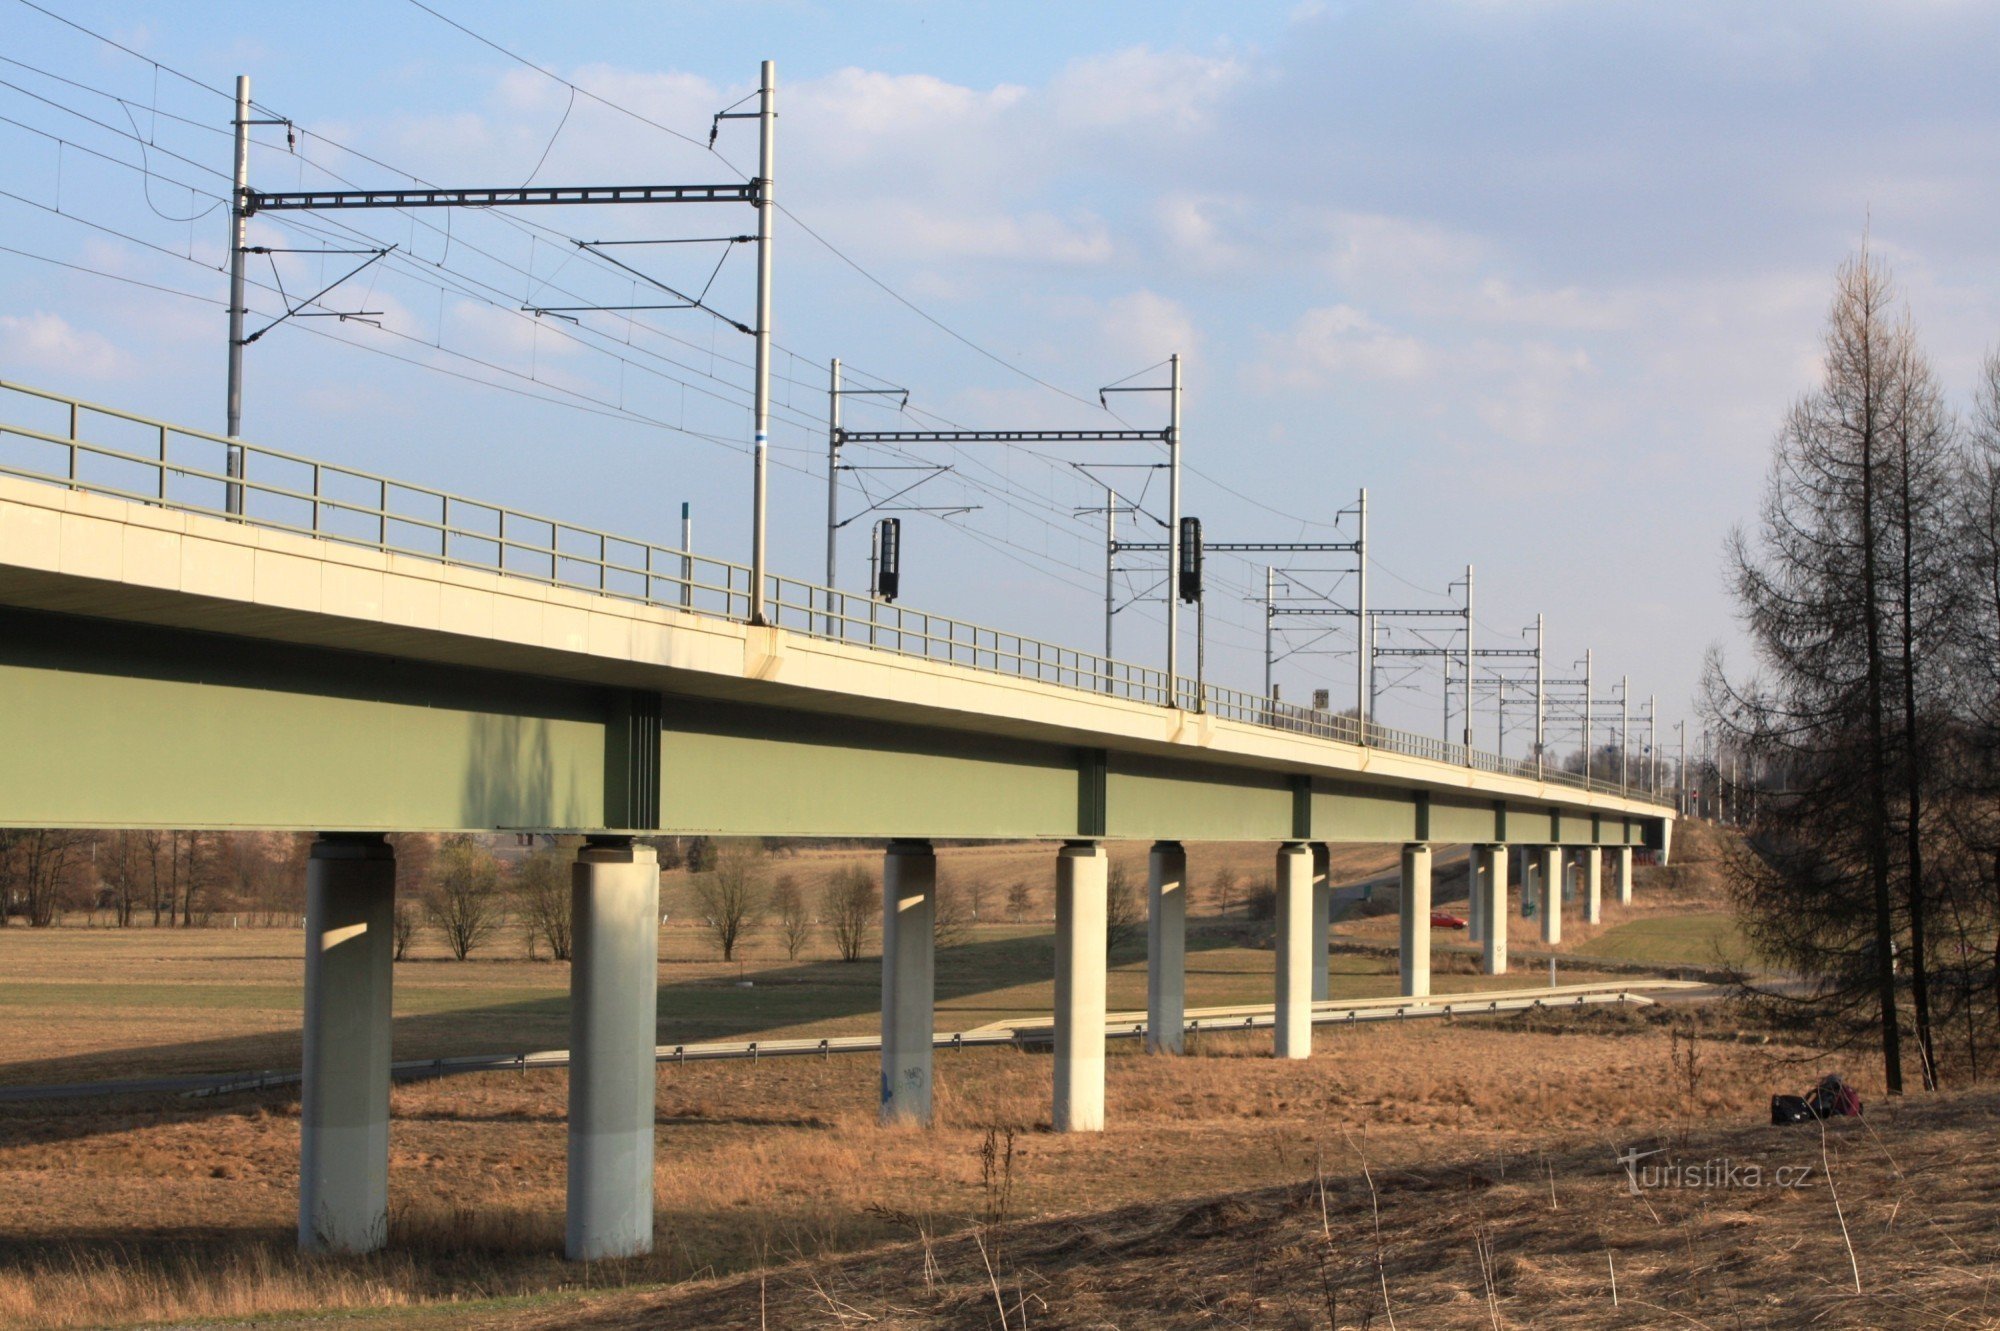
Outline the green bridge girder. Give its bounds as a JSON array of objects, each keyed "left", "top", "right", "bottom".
[{"left": 0, "top": 606, "right": 1662, "bottom": 849}]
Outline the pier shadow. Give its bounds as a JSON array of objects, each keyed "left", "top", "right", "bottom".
[{"left": 0, "top": 925, "right": 1242, "bottom": 1145}]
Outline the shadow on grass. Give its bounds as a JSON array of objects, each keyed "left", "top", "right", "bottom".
[{"left": 0, "top": 927, "right": 1243, "bottom": 1133}]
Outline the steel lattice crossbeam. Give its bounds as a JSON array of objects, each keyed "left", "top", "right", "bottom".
[
  {"left": 1119, "top": 542, "right": 1359, "bottom": 553},
  {"left": 243, "top": 184, "right": 759, "bottom": 213},
  {"left": 836, "top": 429, "right": 1168, "bottom": 444}
]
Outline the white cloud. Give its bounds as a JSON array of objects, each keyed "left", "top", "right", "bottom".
[
  {"left": 854, "top": 204, "right": 1114, "bottom": 265},
  {"left": 1046, "top": 47, "right": 1248, "bottom": 132},
  {"left": 1091, "top": 289, "right": 1199, "bottom": 366},
  {"left": 0, "top": 312, "right": 128, "bottom": 379},
  {"left": 1252, "top": 304, "right": 1434, "bottom": 388}
]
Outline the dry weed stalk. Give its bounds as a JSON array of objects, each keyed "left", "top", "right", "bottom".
[
  {"left": 974, "top": 1230, "right": 1010, "bottom": 1330},
  {"left": 1472, "top": 1220, "right": 1502, "bottom": 1330},
  {"left": 1817, "top": 1116, "right": 1863, "bottom": 1294},
  {"left": 1670, "top": 1012, "right": 1706, "bottom": 1147},
  {"left": 1342, "top": 1129, "right": 1397, "bottom": 1331}
]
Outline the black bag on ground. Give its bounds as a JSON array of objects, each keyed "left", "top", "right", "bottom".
[{"left": 1771, "top": 1093, "right": 1815, "bottom": 1125}]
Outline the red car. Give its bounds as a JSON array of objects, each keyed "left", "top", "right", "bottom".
[{"left": 1430, "top": 910, "right": 1467, "bottom": 929}]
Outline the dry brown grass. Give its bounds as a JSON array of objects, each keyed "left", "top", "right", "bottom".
[
  {"left": 542, "top": 1084, "right": 2000, "bottom": 1330},
  {"left": 0, "top": 1003, "right": 1899, "bottom": 1330}
]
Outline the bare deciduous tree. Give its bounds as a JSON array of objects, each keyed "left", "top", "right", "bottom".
[
  {"left": 692, "top": 842, "right": 763, "bottom": 961},
  {"left": 516, "top": 846, "right": 573, "bottom": 961},
  {"left": 1106, "top": 860, "right": 1142, "bottom": 954},
  {"left": 772, "top": 872, "right": 813, "bottom": 960},
  {"left": 827, "top": 865, "right": 878, "bottom": 963},
  {"left": 392, "top": 901, "right": 419, "bottom": 961},
  {"left": 1005, "top": 881, "right": 1031, "bottom": 923},
  {"left": 424, "top": 837, "right": 501, "bottom": 961}
]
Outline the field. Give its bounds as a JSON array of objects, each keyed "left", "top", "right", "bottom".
[{"left": 0, "top": 827, "right": 1840, "bottom": 1329}]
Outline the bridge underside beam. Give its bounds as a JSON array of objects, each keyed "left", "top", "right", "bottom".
[{"left": 0, "top": 607, "right": 1670, "bottom": 846}]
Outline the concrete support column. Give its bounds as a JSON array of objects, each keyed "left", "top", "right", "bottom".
[
  {"left": 1144, "top": 841, "right": 1186, "bottom": 1055},
  {"left": 1467, "top": 850, "right": 1486, "bottom": 944},
  {"left": 1480, "top": 845, "right": 1509, "bottom": 975},
  {"left": 300, "top": 833, "right": 395, "bottom": 1255},
  {"left": 1274, "top": 842, "right": 1315, "bottom": 1059},
  {"left": 1399, "top": 843, "right": 1433, "bottom": 999},
  {"left": 1616, "top": 846, "right": 1634, "bottom": 905},
  {"left": 1584, "top": 848, "right": 1604, "bottom": 925},
  {"left": 1521, "top": 845, "right": 1538, "bottom": 918},
  {"left": 880, "top": 839, "right": 937, "bottom": 1122},
  {"left": 567, "top": 836, "right": 661, "bottom": 1261},
  {"left": 1310, "top": 842, "right": 1332, "bottom": 1003},
  {"left": 1538, "top": 845, "right": 1563, "bottom": 945},
  {"left": 1054, "top": 841, "right": 1108, "bottom": 1133}
]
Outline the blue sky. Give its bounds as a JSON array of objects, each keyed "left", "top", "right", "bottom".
[{"left": 4, "top": 1, "right": 1999, "bottom": 763}]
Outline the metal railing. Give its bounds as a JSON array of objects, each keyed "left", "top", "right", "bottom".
[{"left": 0, "top": 379, "right": 1670, "bottom": 804}]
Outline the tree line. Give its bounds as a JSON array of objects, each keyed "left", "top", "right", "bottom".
[{"left": 1707, "top": 248, "right": 2000, "bottom": 1095}]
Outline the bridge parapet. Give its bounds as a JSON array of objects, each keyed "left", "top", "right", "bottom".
[{"left": 1, "top": 379, "right": 1665, "bottom": 806}]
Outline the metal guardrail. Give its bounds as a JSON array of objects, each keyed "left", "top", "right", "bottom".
[{"left": 0, "top": 379, "right": 1671, "bottom": 803}]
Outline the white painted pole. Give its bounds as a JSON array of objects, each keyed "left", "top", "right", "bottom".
[
  {"left": 880, "top": 840, "right": 936, "bottom": 1123},
  {"left": 1054, "top": 842, "right": 1108, "bottom": 1132},
  {"left": 1144, "top": 841, "right": 1186, "bottom": 1054},
  {"left": 1166, "top": 353, "right": 1182, "bottom": 702},
  {"left": 1356, "top": 488, "right": 1370, "bottom": 729},
  {"left": 225, "top": 74, "right": 250, "bottom": 512},
  {"left": 1399, "top": 843, "right": 1433, "bottom": 999},
  {"left": 825, "top": 357, "right": 841, "bottom": 633},
  {"left": 567, "top": 838, "right": 660, "bottom": 1261},
  {"left": 748, "top": 59, "right": 776, "bottom": 625},
  {"left": 299, "top": 834, "right": 394, "bottom": 1255}
]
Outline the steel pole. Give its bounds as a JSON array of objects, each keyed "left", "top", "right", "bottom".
[
  {"left": 1534, "top": 613, "right": 1545, "bottom": 780},
  {"left": 748, "top": 60, "right": 776, "bottom": 625},
  {"left": 1647, "top": 694, "right": 1656, "bottom": 795},
  {"left": 1367, "top": 614, "right": 1380, "bottom": 720},
  {"left": 1356, "top": 488, "right": 1370, "bottom": 732},
  {"left": 225, "top": 74, "right": 250, "bottom": 513},
  {"left": 679, "top": 502, "right": 692, "bottom": 609},
  {"left": 825, "top": 358, "right": 840, "bottom": 588},
  {"left": 1264, "top": 565, "right": 1275, "bottom": 699},
  {"left": 1583, "top": 648, "right": 1594, "bottom": 789},
  {"left": 1104, "top": 488, "right": 1117, "bottom": 685},
  {"left": 1678, "top": 720, "right": 1688, "bottom": 813},
  {"left": 1166, "top": 352, "right": 1182, "bottom": 704},
  {"left": 1620, "top": 675, "right": 1629, "bottom": 790},
  {"left": 1462, "top": 563, "right": 1474, "bottom": 764}
]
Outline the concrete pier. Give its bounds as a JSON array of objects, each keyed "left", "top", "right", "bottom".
[
  {"left": 880, "top": 839, "right": 936, "bottom": 1123},
  {"left": 1521, "top": 845, "right": 1538, "bottom": 918},
  {"left": 1584, "top": 848, "right": 1603, "bottom": 925},
  {"left": 566, "top": 837, "right": 661, "bottom": 1261},
  {"left": 1145, "top": 840, "right": 1186, "bottom": 1054},
  {"left": 300, "top": 833, "right": 395, "bottom": 1254},
  {"left": 1616, "top": 845, "right": 1634, "bottom": 905},
  {"left": 1479, "top": 844, "right": 1508, "bottom": 975},
  {"left": 1310, "top": 842, "right": 1332, "bottom": 1004},
  {"left": 1054, "top": 841, "right": 1108, "bottom": 1132},
  {"left": 1467, "top": 847, "right": 1486, "bottom": 944},
  {"left": 1538, "top": 845, "right": 1563, "bottom": 945},
  {"left": 1399, "top": 842, "right": 1433, "bottom": 998},
  {"left": 1274, "top": 842, "right": 1315, "bottom": 1059}
]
